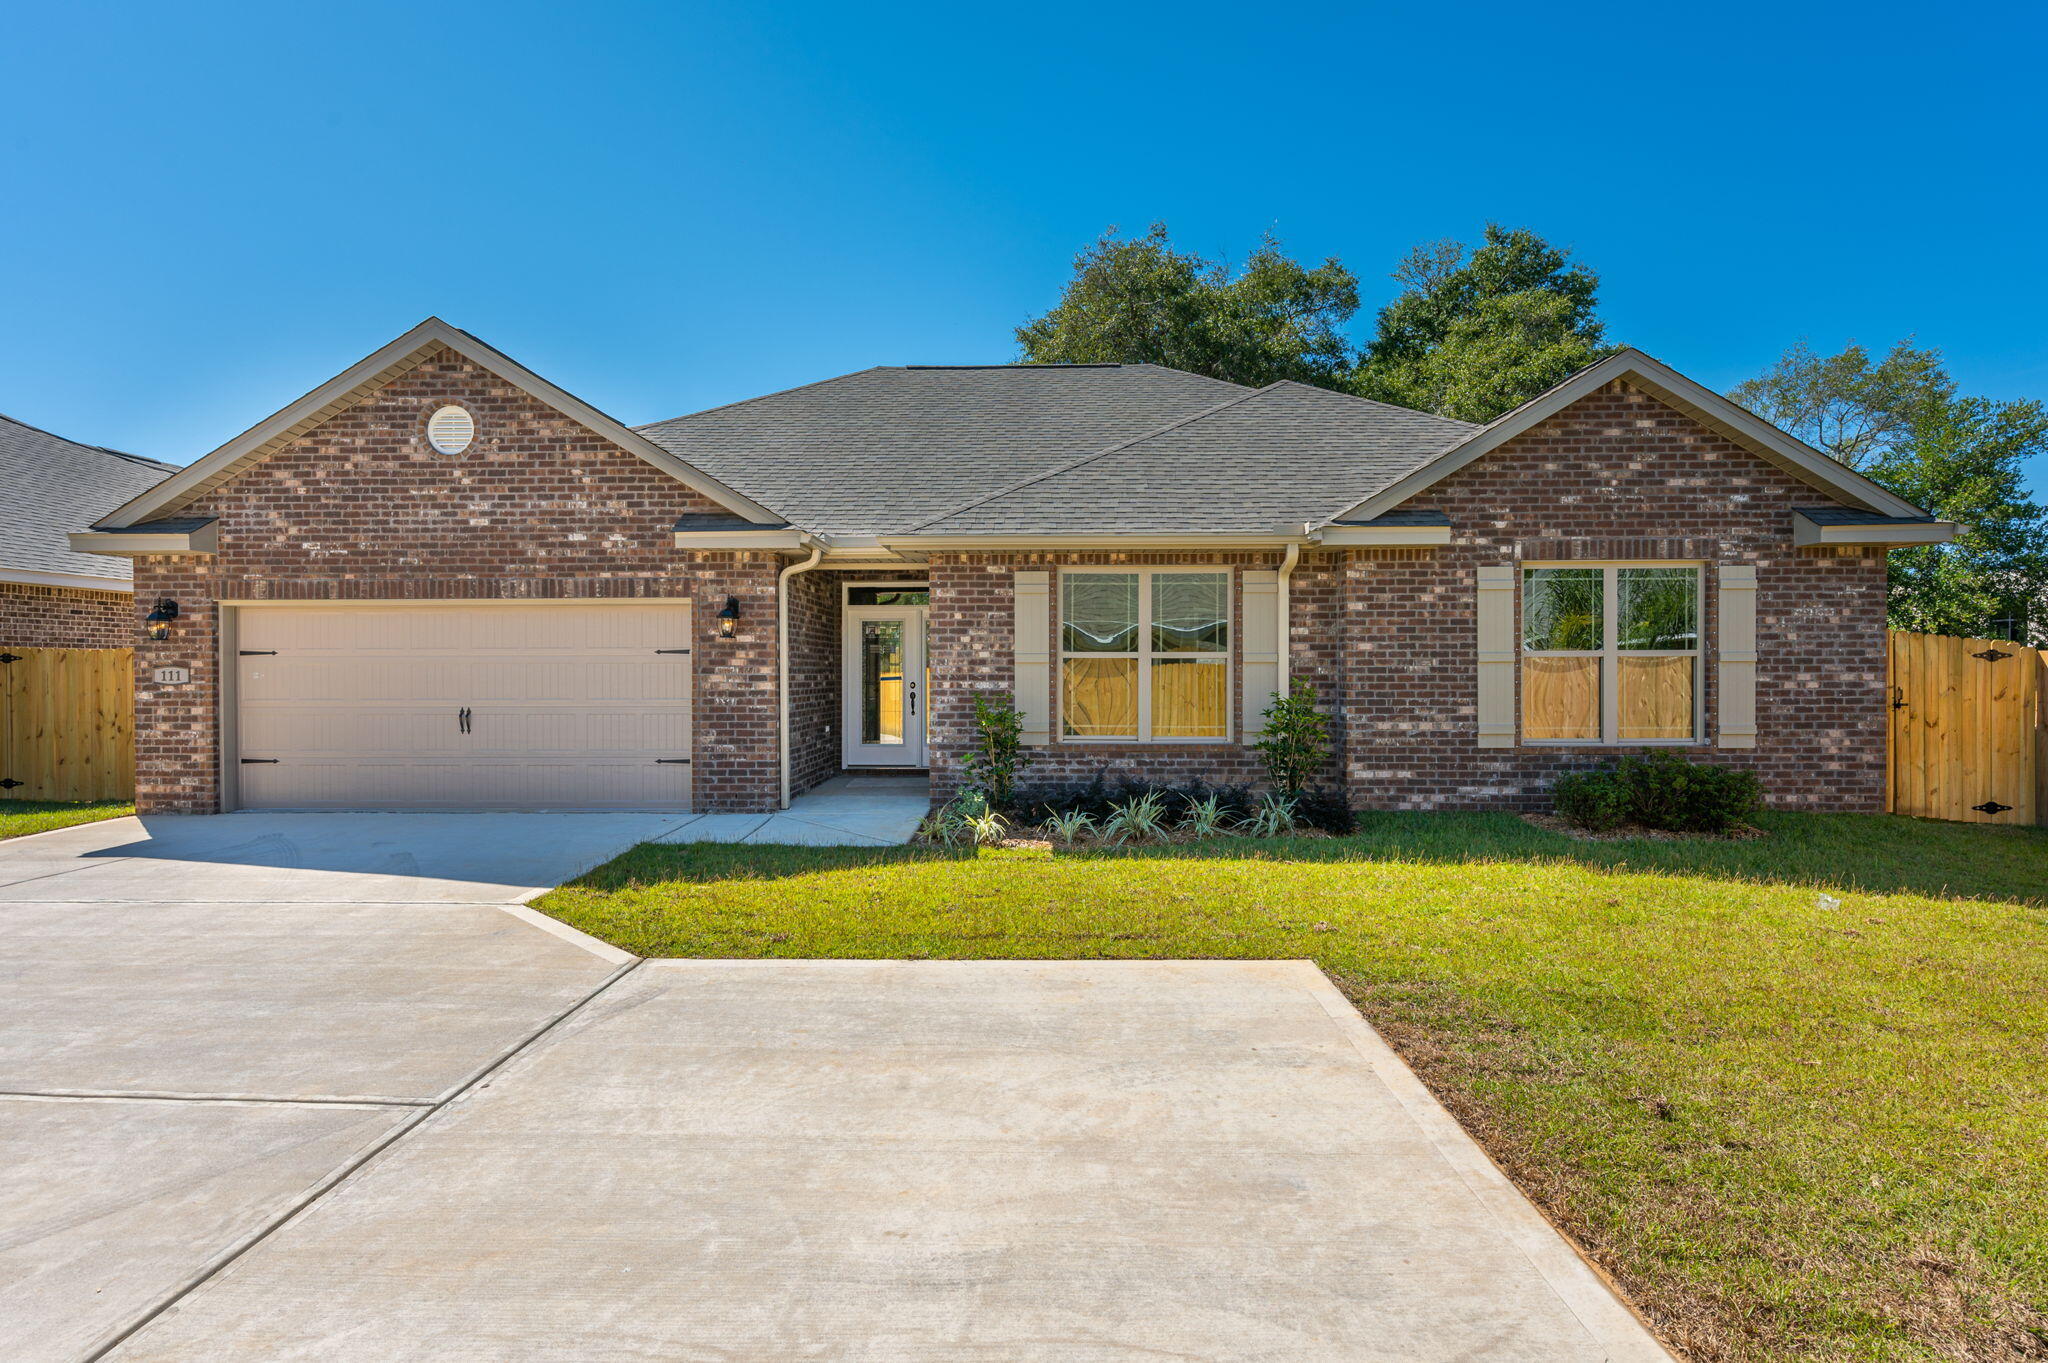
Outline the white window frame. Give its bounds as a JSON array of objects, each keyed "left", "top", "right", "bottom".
[
  {"left": 840, "top": 579, "right": 930, "bottom": 606},
  {"left": 1058, "top": 566, "right": 1233, "bottom": 744},
  {"left": 1521, "top": 561, "right": 1704, "bottom": 747}
]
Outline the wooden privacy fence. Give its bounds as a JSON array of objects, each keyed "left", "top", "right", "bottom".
[
  {"left": 0, "top": 648, "right": 134, "bottom": 802},
  {"left": 1887, "top": 630, "right": 2046, "bottom": 826}
]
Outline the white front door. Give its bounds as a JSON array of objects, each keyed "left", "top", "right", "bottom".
[{"left": 842, "top": 605, "right": 927, "bottom": 767}]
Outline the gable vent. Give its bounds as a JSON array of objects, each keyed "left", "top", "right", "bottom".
[{"left": 426, "top": 405, "right": 476, "bottom": 455}]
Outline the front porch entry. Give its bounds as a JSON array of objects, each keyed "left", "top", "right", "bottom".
[{"left": 841, "top": 583, "right": 929, "bottom": 769}]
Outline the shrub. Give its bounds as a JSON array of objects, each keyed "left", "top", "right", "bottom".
[
  {"left": 1619, "top": 750, "right": 1762, "bottom": 833},
  {"left": 1102, "top": 791, "right": 1171, "bottom": 845},
  {"left": 1019, "top": 776, "right": 1354, "bottom": 837},
  {"left": 961, "top": 692, "right": 1032, "bottom": 808},
  {"left": 1552, "top": 751, "right": 1762, "bottom": 834},
  {"left": 1254, "top": 679, "right": 1331, "bottom": 799},
  {"left": 1552, "top": 768, "right": 1630, "bottom": 832},
  {"left": 1240, "top": 793, "right": 1299, "bottom": 838},
  {"left": 1179, "top": 793, "right": 1231, "bottom": 838},
  {"left": 1041, "top": 809, "right": 1096, "bottom": 844},
  {"left": 928, "top": 789, "right": 1009, "bottom": 846}
]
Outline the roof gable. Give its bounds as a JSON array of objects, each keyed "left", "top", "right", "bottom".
[
  {"left": 96, "top": 319, "right": 781, "bottom": 530},
  {"left": 1, "top": 413, "right": 178, "bottom": 586},
  {"left": 1331, "top": 349, "right": 1928, "bottom": 525}
]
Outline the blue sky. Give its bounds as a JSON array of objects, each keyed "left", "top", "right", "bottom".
[{"left": 6, "top": 0, "right": 2044, "bottom": 491}]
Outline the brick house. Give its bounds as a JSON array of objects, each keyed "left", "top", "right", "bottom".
[
  {"left": 76, "top": 318, "right": 1954, "bottom": 816},
  {"left": 2, "top": 413, "right": 177, "bottom": 649}
]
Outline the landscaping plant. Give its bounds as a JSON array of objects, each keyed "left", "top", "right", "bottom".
[
  {"left": 1041, "top": 809, "right": 1096, "bottom": 845},
  {"left": 1178, "top": 793, "right": 1230, "bottom": 838},
  {"left": 1553, "top": 750, "right": 1762, "bottom": 834},
  {"left": 960, "top": 692, "right": 1032, "bottom": 808},
  {"left": 1254, "top": 679, "right": 1331, "bottom": 799},
  {"left": 1101, "top": 791, "right": 1170, "bottom": 845},
  {"left": 1240, "top": 792, "right": 1299, "bottom": 838}
]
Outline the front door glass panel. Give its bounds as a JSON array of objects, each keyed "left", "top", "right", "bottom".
[{"left": 861, "top": 619, "right": 905, "bottom": 745}]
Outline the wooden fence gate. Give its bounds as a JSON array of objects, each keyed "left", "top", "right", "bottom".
[
  {"left": 1887, "top": 630, "right": 2046, "bottom": 825},
  {"left": 0, "top": 648, "right": 135, "bottom": 802}
]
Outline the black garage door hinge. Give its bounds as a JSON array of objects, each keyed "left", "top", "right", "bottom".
[
  {"left": 240, "top": 758, "right": 280, "bottom": 764},
  {"left": 655, "top": 648, "right": 690, "bottom": 655},
  {"left": 655, "top": 758, "right": 691, "bottom": 764},
  {"left": 238, "top": 650, "right": 277, "bottom": 656}
]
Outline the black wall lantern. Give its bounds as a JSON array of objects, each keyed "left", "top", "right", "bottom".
[
  {"left": 717, "top": 596, "right": 740, "bottom": 639},
  {"left": 144, "top": 598, "right": 180, "bottom": 642}
]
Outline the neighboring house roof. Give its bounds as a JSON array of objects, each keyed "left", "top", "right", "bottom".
[
  {"left": 907, "top": 382, "right": 1475, "bottom": 536},
  {"left": 637, "top": 363, "right": 1251, "bottom": 537},
  {"left": 0, "top": 412, "right": 177, "bottom": 589}
]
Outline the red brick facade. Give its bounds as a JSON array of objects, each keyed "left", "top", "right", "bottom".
[
  {"left": 128, "top": 347, "right": 782, "bottom": 813},
  {"left": 0, "top": 581, "right": 133, "bottom": 649},
  {"left": 126, "top": 366, "right": 1889, "bottom": 817}
]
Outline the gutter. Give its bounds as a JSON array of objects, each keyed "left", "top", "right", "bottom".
[{"left": 776, "top": 542, "right": 824, "bottom": 809}]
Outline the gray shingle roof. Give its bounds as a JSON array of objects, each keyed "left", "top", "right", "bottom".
[
  {"left": 911, "top": 382, "right": 1475, "bottom": 536},
  {"left": 636, "top": 364, "right": 1250, "bottom": 536},
  {"left": 1, "top": 414, "right": 177, "bottom": 584}
]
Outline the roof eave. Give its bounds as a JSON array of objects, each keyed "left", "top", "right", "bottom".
[
  {"left": 1328, "top": 350, "right": 1931, "bottom": 525},
  {"left": 97, "top": 319, "right": 789, "bottom": 530},
  {"left": 0, "top": 566, "right": 134, "bottom": 592},
  {"left": 68, "top": 520, "right": 220, "bottom": 557},
  {"left": 1791, "top": 512, "right": 1960, "bottom": 548}
]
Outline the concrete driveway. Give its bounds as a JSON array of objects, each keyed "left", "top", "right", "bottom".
[{"left": 1, "top": 817, "right": 1672, "bottom": 1363}]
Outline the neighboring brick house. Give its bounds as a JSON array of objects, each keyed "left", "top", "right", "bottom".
[
  {"left": 2, "top": 413, "right": 177, "bottom": 648},
  {"left": 77, "top": 318, "right": 1954, "bottom": 816}
]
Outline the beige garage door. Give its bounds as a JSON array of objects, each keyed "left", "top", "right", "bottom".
[{"left": 233, "top": 602, "right": 692, "bottom": 811}]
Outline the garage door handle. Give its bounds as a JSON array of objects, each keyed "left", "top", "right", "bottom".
[
  {"left": 238, "top": 650, "right": 277, "bottom": 656},
  {"left": 240, "top": 758, "right": 279, "bottom": 764},
  {"left": 655, "top": 758, "right": 691, "bottom": 764},
  {"left": 458, "top": 707, "right": 472, "bottom": 735},
  {"left": 656, "top": 648, "right": 690, "bottom": 655}
]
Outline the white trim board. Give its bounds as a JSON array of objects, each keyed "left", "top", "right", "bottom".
[
  {"left": 96, "top": 318, "right": 786, "bottom": 530},
  {"left": 1330, "top": 349, "right": 1930, "bottom": 525},
  {"left": 0, "top": 567, "right": 133, "bottom": 592}
]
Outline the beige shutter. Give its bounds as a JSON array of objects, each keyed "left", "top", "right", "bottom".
[
  {"left": 1716, "top": 564, "right": 1757, "bottom": 749},
  {"left": 1241, "top": 569, "right": 1279, "bottom": 740},
  {"left": 1476, "top": 565, "right": 1516, "bottom": 748},
  {"left": 1013, "top": 570, "right": 1051, "bottom": 745}
]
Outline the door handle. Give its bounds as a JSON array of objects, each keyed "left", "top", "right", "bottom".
[
  {"left": 908, "top": 681, "right": 917, "bottom": 716},
  {"left": 458, "top": 707, "right": 472, "bottom": 735}
]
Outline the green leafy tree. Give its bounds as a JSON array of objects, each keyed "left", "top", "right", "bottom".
[
  {"left": 1351, "top": 225, "right": 1617, "bottom": 421},
  {"left": 1735, "top": 339, "right": 2048, "bottom": 640},
  {"left": 1729, "top": 338, "right": 1954, "bottom": 471},
  {"left": 1017, "top": 224, "right": 1359, "bottom": 388}
]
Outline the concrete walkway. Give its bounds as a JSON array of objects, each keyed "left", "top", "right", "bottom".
[
  {"left": 0, "top": 815, "right": 1672, "bottom": 1363},
  {"left": 655, "top": 771, "right": 931, "bottom": 846}
]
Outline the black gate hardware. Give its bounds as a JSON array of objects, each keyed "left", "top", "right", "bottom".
[
  {"left": 0, "top": 653, "right": 20, "bottom": 665},
  {"left": 655, "top": 648, "right": 691, "bottom": 655},
  {"left": 238, "top": 650, "right": 277, "bottom": 656},
  {"left": 1890, "top": 686, "right": 1909, "bottom": 711},
  {"left": 458, "top": 707, "right": 472, "bottom": 735},
  {"left": 1973, "top": 801, "right": 2013, "bottom": 815},
  {"left": 1972, "top": 647, "right": 2013, "bottom": 662},
  {"left": 655, "top": 758, "right": 691, "bottom": 764},
  {"left": 240, "top": 758, "right": 279, "bottom": 765},
  {"left": 0, "top": 778, "right": 22, "bottom": 789}
]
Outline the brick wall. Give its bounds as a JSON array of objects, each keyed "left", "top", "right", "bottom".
[
  {"left": 0, "top": 581, "right": 133, "bottom": 648},
  {"left": 1339, "top": 379, "right": 1888, "bottom": 811},
  {"left": 128, "top": 346, "right": 783, "bottom": 813}
]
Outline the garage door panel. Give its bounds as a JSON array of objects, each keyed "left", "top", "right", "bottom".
[
  {"left": 241, "top": 657, "right": 691, "bottom": 705},
  {"left": 239, "top": 759, "right": 691, "bottom": 812},
  {"left": 234, "top": 604, "right": 693, "bottom": 811}
]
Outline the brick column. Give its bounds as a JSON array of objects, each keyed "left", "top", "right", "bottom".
[{"left": 131, "top": 556, "right": 221, "bottom": 814}]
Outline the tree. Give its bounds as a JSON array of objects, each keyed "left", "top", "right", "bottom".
[
  {"left": 1016, "top": 224, "right": 1359, "bottom": 388},
  {"left": 1729, "top": 338, "right": 1953, "bottom": 471},
  {"left": 1735, "top": 339, "right": 2048, "bottom": 640},
  {"left": 1350, "top": 225, "right": 1617, "bottom": 421}
]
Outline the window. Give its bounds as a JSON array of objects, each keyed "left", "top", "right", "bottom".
[
  {"left": 1522, "top": 564, "right": 1699, "bottom": 743},
  {"left": 846, "top": 585, "right": 929, "bottom": 606},
  {"left": 1060, "top": 569, "right": 1229, "bottom": 740}
]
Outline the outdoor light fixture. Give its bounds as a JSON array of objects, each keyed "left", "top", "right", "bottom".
[
  {"left": 144, "top": 598, "right": 180, "bottom": 642},
  {"left": 717, "top": 596, "right": 740, "bottom": 639}
]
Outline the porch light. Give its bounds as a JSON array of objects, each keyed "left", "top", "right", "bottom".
[
  {"left": 717, "top": 596, "right": 740, "bottom": 639},
  {"left": 144, "top": 598, "right": 180, "bottom": 642}
]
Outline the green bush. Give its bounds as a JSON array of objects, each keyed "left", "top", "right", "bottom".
[
  {"left": 1254, "top": 679, "right": 1331, "bottom": 799},
  {"left": 1552, "top": 750, "right": 1762, "bottom": 834},
  {"left": 1552, "top": 768, "right": 1631, "bottom": 832},
  {"left": 961, "top": 692, "right": 1032, "bottom": 808}
]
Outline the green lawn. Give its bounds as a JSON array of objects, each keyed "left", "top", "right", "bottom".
[
  {"left": 536, "top": 811, "right": 2048, "bottom": 1363},
  {"left": 0, "top": 798, "right": 133, "bottom": 841}
]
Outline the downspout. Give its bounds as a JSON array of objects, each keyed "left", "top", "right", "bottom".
[
  {"left": 1276, "top": 541, "right": 1301, "bottom": 695},
  {"left": 776, "top": 543, "right": 823, "bottom": 809}
]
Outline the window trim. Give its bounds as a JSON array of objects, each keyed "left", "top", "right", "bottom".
[
  {"left": 841, "top": 578, "right": 930, "bottom": 607},
  {"left": 1520, "top": 560, "right": 1704, "bottom": 747},
  {"left": 1057, "top": 566, "right": 1233, "bottom": 744}
]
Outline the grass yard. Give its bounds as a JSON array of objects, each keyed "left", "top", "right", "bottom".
[
  {"left": 0, "top": 798, "right": 133, "bottom": 841},
  {"left": 536, "top": 811, "right": 2048, "bottom": 1363}
]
